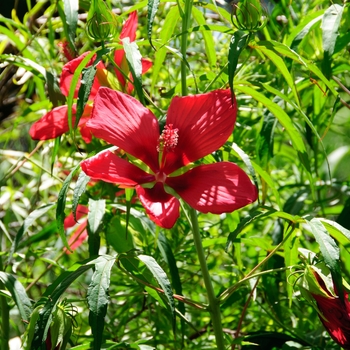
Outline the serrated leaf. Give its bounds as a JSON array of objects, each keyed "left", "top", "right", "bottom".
[
  {"left": 9, "top": 203, "right": 55, "bottom": 263},
  {"left": 0, "top": 272, "right": 32, "bottom": 323},
  {"left": 106, "top": 217, "right": 134, "bottom": 254},
  {"left": 73, "top": 171, "right": 90, "bottom": 222},
  {"left": 87, "top": 255, "right": 115, "bottom": 349},
  {"left": 87, "top": 198, "right": 105, "bottom": 257},
  {"left": 31, "top": 260, "right": 95, "bottom": 349},
  {"left": 122, "top": 37, "right": 144, "bottom": 104},
  {"left": 137, "top": 254, "right": 175, "bottom": 325},
  {"left": 147, "top": 0, "right": 160, "bottom": 50},
  {"left": 56, "top": 163, "right": 81, "bottom": 252}
]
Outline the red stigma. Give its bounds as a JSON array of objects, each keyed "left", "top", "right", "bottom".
[{"left": 157, "top": 124, "right": 179, "bottom": 152}]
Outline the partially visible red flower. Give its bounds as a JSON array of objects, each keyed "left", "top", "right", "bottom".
[
  {"left": 311, "top": 271, "right": 350, "bottom": 349},
  {"left": 114, "top": 11, "right": 152, "bottom": 94},
  {"left": 57, "top": 40, "right": 75, "bottom": 62},
  {"left": 64, "top": 205, "right": 89, "bottom": 253},
  {"left": 81, "top": 87, "right": 258, "bottom": 229},
  {"left": 30, "top": 104, "right": 93, "bottom": 143}
]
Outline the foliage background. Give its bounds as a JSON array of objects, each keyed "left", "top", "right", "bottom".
[{"left": 0, "top": 0, "right": 350, "bottom": 349}]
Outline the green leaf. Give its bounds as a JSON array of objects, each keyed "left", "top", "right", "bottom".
[
  {"left": 305, "top": 216, "right": 342, "bottom": 299},
  {"left": 9, "top": 203, "right": 55, "bottom": 263},
  {"left": 66, "top": 50, "right": 99, "bottom": 134},
  {"left": 63, "top": 0, "right": 78, "bottom": 51},
  {"left": 147, "top": 0, "right": 160, "bottom": 50},
  {"left": 235, "top": 85, "right": 306, "bottom": 155},
  {"left": 56, "top": 163, "right": 81, "bottom": 252},
  {"left": 137, "top": 254, "right": 175, "bottom": 325},
  {"left": 151, "top": 6, "right": 180, "bottom": 92},
  {"left": 228, "top": 31, "right": 249, "bottom": 97},
  {"left": 31, "top": 260, "right": 95, "bottom": 349},
  {"left": 87, "top": 199, "right": 105, "bottom": 256},
  {"left": 321, "top": 4, "right": 343, "bottom": 57},
  {"left": 106, "top": 217, "right": 135, "bottom": 254},
  {"left": 253, "top": 45, "right": 300, "bottom": 107},
  {"left": 192, "top": 7, "right": 216, "bottom": 67},
  {"left": 122, "top": 37, "right": 144, "bottom": 104},
  {"left": 88, "top": 255, "right": 115, "bottom": 350},
  {"left": 0, "top": 272, "right": 32, "bottom": 323},
  {"left": 73, "top": 171, "right": 90, "bottom": 222}
]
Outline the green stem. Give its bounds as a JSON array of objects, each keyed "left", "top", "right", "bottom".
[
  {"left": 180, "top": 0, "right": 193, "bottom": 96},
  {"left": 0, "top": 249, "right": 9, "bottom": 350},
  {"left": 189, "top": 208, "right": 225, "bottom": 350}
]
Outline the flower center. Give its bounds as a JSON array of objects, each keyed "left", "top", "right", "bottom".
[
  {"left": 155, "top": 171, "right": 167, "bottom": 183},
  {"left": 157, "top": 124, "right": 179, "bottom": 152}
]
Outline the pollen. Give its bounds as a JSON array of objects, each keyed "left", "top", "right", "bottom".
[{"left": 157, "top": 124, "right": 179, "bottom": 152}]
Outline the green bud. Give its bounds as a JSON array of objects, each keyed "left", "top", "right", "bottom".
[
  {"left": 86, "top": 0, "right": 118, "bottom": 42},
  {"left": 231, "top": 0, "right": 268, "bottom": 32}
]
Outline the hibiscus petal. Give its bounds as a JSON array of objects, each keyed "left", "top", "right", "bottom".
[
  {"left": 166, "top": 162, "right": 257, "bottom": 214},
  {"left": 64, "top": 204, "right": 89, "bottom": 229},
  {"left": 65, "top": 222, "right": 88, "bottom": 253},
  {"left": 141, "top": 58, "right": 153, "bottom": 74},
  {"left": 136, "top": 183, "right": 180, "bottom": 229},
  {"left": 163, "top": 90, "right": 237, "bottom": 174},
  {"left": 60, "top": 52, "right": 105, "bottom": 99},
  {"left": 119, "top": 11, "right": 137, "bottom": 42},
  {"left": 29, "top": 104, "right": 93, "bottom": 141},
  {"left": 86, "top": 87, "right": 160, "bottom": 172},
  {"left": 81, "top": 150, "right": 155, "bottom": 186}
]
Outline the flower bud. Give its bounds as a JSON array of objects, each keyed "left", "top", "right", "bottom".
[
  {"left": 86, "top": 0, "right": 118, "bottom": 42},
  {"left": 231, "top": 0, "right": 268, "bottom": 32}
]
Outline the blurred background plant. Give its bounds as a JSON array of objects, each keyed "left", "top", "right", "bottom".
[{"left": 0, "top": 0, "right": 350, "bottom": 349}]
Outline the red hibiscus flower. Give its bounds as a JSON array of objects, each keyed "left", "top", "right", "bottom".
[
  {"left": 114, "top": 11, "right": 152, "bottom": 94},
  {"left": 80, "top": 87, "right": 258, "bottom": 229},
  {"left": 64, "top": 205, "right": 89, "bottom": 253},
  {"left": 311, "top": 271, "right": 350, "bottom": 349},
  {"left": 30, "top": 11, "right": 152, "bottom": 142}
]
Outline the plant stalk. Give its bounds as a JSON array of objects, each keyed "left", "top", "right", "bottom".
[
  {"left": 189, "top": 208, "right": 225, "bottom": 350},
  {"left": 180, "top": 0, "right": 193, "bottom": 96}
]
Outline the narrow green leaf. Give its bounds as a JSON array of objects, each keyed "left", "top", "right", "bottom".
[
  {"left": 87, "top": 199, "right": 105, "bottom": 256},
  {"left": 9, "top": 203, "right": 55, "bottom": 263},
  {"left": 122, "top": 37, "right": 144, "bottom": 104},
  {"left": 88, "top": 255, "right": 115, "bottom": 350},
  {"left": 0, "top": 272, "right": 32, "bottom": 323},
  {"left": 236, "top": 85, "right": 306, "bottom": 155},
  {"left": 319, "top": 218, "right": 350, "bottom": 242},
  {"left": 151, "top": 6, "right": 180, "bottom": 92},
  {"left": 73, "top": 171, "right": 90, "bottom": 222},
  {"left": 137, "top": 254, "right": 175, "bottom": 323},
  {"left": 305, "top": 217, "right": 342, "bottom": 299},
  {"left": 66, "top": 50, "right": 99, "bottom": 134},
  {"left": 228, "top": 31, "right": 249, "bottom": 97},
  {"left": 31, "top": 260, "right": 95, "bottom": 349},
  {"left": 321, "top": 4, "right": 343, "bottom": 57},
  {"left": 56, "top": 163, "right": 81, "bottom": 251},
  {"left": 231, "top": 143, "right": 259, "bottom": 195},
  {"left": 192, "top": 7, "right": 216, "bottom": 67},
  {"left": 253, "top": 45, "right": 300, "bottom": 107},
  {"left": 147, "top": 0, "right": 160, "bottom": 50},
  {"left": 75, "top": 65, "right": 97, "bottom": 130},
  {"left": 63, "top": 0, "right": 78, "bottom": 51},
  {"left": 253, "top": 41, "right": 338, "bottom": 97},
  {"left": 50, "top": 137, "right": 61, "bottom": 174}
]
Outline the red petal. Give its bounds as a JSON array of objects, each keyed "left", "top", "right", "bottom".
[
  {"left": 64, "top": 204, "right": 89, "bottom": 229},
  {"left": 141, "top": 58, "right": 153, "bottom": 74},
  {"left": 166, "top": 162, "right": 257, "bottom": 214},
  {"left": 120, "top": 11, "right": 137, "bottom": 42},
  {"left": 86, "top": 87, "right": 160, "bottom": 172},
  {"left": 136, "top": 183, "right": 180, "bottom": 229},
  {"left": 29, "top": 104, "right": 93, "bottom": 141},
  {"left": 81, "top": 150, "right": 155, "bottom": 186},
  {"left": 162, "top": 90, "right": 236, "bottom": 174},
  {"left": 114, "top": 49, "right": 127, "bottom": 89},
  {"left": 65, "top": 222, "right": 88, "bottom": 254},
  {"left": 60, "top": 52, "right": 105, "bottom": 99}
]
